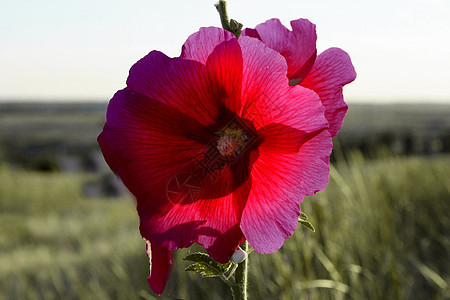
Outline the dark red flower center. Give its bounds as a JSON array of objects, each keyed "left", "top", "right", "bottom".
[
  {"left": 217, "top": 128, "right": 249, "bottom": 157},
  {"left": 163, "top": 115, "right": 261, "bottom": 207},
  {"left": 212, "top": 116, "right": 259, "bottom": 164}
]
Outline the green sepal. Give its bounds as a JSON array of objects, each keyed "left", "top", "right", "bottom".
[
  {"left": 229, "top": 19, "right": 243, "bottom": 38},
  {"left": 300, "top": 212, "right": 309, "bottom": 220},
  {"left": 183, "top": 252, "right": 232, "bottom": 277},
  {"left": 299, "top": 212, "right": 316, "bottom": 232}
]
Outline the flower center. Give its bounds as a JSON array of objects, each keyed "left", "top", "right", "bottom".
[{"left": 217, "top": 128, "right": 249, "bottom": 157}]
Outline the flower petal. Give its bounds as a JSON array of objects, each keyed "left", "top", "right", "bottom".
[
  {"left": 145, "top": 240, "right": 172, "bottom": 295},
  {"left": 139, "top": 143, "right": 261, "bottom": 263},
  {"left": 140, "top": 166, "right": 252, "bottom": 263},
  {"left": 126, "top": 51, "right": 218, "bottom": 126},
  {"left": 100, "top": 89, "right": 211, "bottom": 216},
  {"left": 97, "top": 128, "right": 126, "bottom": 174},
  {"left": 237, "top": 36, "right": 328, "bottom": 133},
  {"left": 102, "top": 88, "right": 251, "bottom": 262},
  {"left": 241, "top": 28, "right": 261, "bottom": 40},
  {"left": 301, "top": 48, "right": 357, "bottom": 136},
  {"left": 181, "top": 27, "right": 236, "bottom": 64},
  {"left": 237, "top": 35, "right": 288, "bottom": 129},
  {"left": 241, "top": 130, "right": 332, "bottom": 254},
  {"left": 206, "top": 38, "right": 243, "bottom": 114},
  {"left": 235, "top": 34, "right": 331, "bottom": 254},
  {"left": 252, "top": 18, "right": 317, "bottom": 79},
  {"left": 258, "top": 123, "right": 323, "bottom": 154}
]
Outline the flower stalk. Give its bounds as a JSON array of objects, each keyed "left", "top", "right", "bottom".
[
  {"left": 214, "top": 0, "right": 243, "bottom": 38},
  {"left": 230, "top": 241, "right": 249, "bottom": 300}
]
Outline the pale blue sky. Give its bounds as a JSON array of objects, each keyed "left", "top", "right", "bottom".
[{"left": 1, "top": 0, "right": 449, "bottom": 102}]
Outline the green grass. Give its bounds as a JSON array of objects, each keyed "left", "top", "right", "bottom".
[
  {"left": 0, "top": 154, "right": 449, "bottom": 299},
  {"left": 0, "top": 167, "right": 147, "bottom": 299},
  {"left": 252, "top": 153, "right": 450, "bottom": 300}
]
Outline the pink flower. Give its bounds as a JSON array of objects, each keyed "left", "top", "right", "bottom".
[
  {"left": 98, "top": 20, "right": 354, "bottom": 294},
  {"left": 243, "top": 18, "right": 357, "bottom": 137}
]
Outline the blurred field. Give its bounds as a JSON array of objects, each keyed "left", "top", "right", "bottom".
[{"left": 0, "top": 102, "right": 449, "bottom": 299}]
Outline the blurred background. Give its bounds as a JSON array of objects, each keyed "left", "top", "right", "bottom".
[{"left": 1, "top": 0, "right": 449, "bottom": 299}]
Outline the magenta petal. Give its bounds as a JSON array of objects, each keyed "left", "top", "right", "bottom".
[
  {"left": 253, "top": 18, "right": 317, "bottom": 79},
  {"left": 140, "top": 175, "right": 250, "bottom": 263},
  {"left": 181, "top": 27, "right": 236, "bottom": 64},
  {"left": 241, "top": 28, "right": 261, "bottom": 40},
  {"left": 258, "top": 123, "right": 324, "bottom": 154},
  {"left": 97, "top": 129, "right": 126, "bottom": 174},
  {"left": 100, "top": 89, "right": 211, "bottom": 216},
  {"left": 241, "top": 130, "right": 332, "bottom": 254},
  {"left": 126, "top": 51, "right": 218, "bottom": 126},
  {"left": 237, "top": 35, "right": 289, "bottom": 129},
  {"left": 235, "top": 52, "right": 331, "bottom": 253},
  {"left": 145, "top": 240, "right": 172, "bottom": 295},
  {"left": 206, "top": 38, "right": 243, "bottom": 114},
  {"left": 301, "top": 48, "right": 357, "bottom": 136},
  {"left": 237, "top": 36, "right": 328, "bottom": 133},
  {"left": 139, "top": 148, "right": 260, "bottom": 263}
]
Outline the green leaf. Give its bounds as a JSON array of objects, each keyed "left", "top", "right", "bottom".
[
  {"left": 299, "top": 213, "right": 316, "bottom": 232},
  {"left": 183, "top": 252, "right": 214, "bottom": 263},
  {"left": 185, "top": 262, "right": 219, "bottom": 278},
  {"left": 183, "top": 252, "right": 233, "bottom": 277}
]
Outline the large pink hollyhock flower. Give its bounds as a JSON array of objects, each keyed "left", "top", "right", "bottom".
[
  {"left": 98, "top": 27, "right": 333, "bottom": 294},
  {"left": 243, "top": 18, "right": 356, "bottom": 137}
]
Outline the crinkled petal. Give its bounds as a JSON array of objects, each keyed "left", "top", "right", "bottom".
[
  {"left": 99, "top": 89, "right": 211, "bottom": 216},
  {"left": 126, "top": 51, "right": 217, "bottom": 126},
  {"left": 301, "top": 48, "right": 357, "bottom": 136},
  {"left": 234, "top": 36, "right": 331, "bottom": 251},
  {"left": 237, "top": 36, "right": 328, "bottom": 133},
  {"left": 145, "top": 240, "right": 172, "bottom": 295},
  {"left": 181, "top": 27, "right": 236, "bottom": 64},
  {"left": 249, "top": 18, "right": 317, "bottom": 79},
  {"left": 241, "top": 28, "right": 261, "bottom": 40},
  {"left": 241, "top": 130, "right": 332, "bottom": 254},
  {"left": 234, "top": 35, "right": 331, "bottom": 254}
]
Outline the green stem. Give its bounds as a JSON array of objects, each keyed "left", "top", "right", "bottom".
[
  {"left": 214, "top": 0, "right": 243, "bottom": 38},
  {"left": 231, "top": 241, "right": 248, "bottom": 300},
  {"left": 215, "top": 0, "right": 231, "bottom": 32}
]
